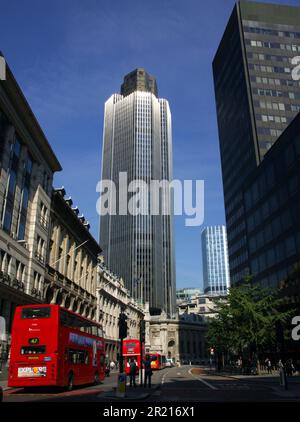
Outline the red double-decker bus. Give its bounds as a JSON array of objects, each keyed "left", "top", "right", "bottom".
[
  {"left": 8, "top": 304, "right": 105, "bottom": 390},
  {"left": 122, "top": 339, "right": 143, "bottom": 376},
  {"left": 150, "top": 353, "right": 166, "bottom": 370}
]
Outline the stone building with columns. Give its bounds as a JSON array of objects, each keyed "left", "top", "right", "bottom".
[
  {"left": 144, "top": 304, "right": 208, "bottom": 364},
  {"left": 97, "top": 257, "right": 144, "bottom": 361},
  {"left": 0, "top": 56, "right": 62, "bottom": 351},
  {"left": 44, "top": 188, "right": 100, "bottom": 319}
]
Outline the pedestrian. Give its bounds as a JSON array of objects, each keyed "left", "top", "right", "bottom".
[
  {"left": 129, "top": 358, "right": 137, "bottom": 387},
  {"left": 285, "top": 359, "right": 294, "bottom": 377},
  {"left": 110, "top": 360, "right": 115, "bottom": 371},
  {"left": 278, "top": 359, "right": 284, "bottom": 370},
  {"left": 236, "top": 356, "right": 243, "bottom": 374},
  {"left": 265, "top": 358, "right": 272, "bottom": 374},
  {"left": 144, "top": 355, "right": 153, "bottom": 388}
]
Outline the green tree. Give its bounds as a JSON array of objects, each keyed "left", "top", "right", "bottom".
[{"left": 206, "top": 282, "right": 292, "bottom": 362}]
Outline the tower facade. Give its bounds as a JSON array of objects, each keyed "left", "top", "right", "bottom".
[
  {"left": 201, "top": 226, "right": 230, "bottom": 296},
  {"left": 213, "top": 1, "right": 300, "bottom": 286},
  {"left": 100, "top": 69, "right": 176, "bottom": 317}
]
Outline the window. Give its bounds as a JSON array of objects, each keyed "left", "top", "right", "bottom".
[
  {"left": 20, "top": 346, "right": 46, "bottom": 355},
  {"left": 21, "top": 307, "right": 51, "bottom": 319},
  {"left": 3, "top": 208, "right": 13, "bottom": 232},
  {"left": 7, "top": 171, "right": 17, "bottom": 195},
  {"left": 67, "top": 349, "right": 89, "bottom": 365}
]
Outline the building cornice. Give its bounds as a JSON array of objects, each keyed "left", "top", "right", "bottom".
[{"left": 0, "top": 58, "right": 62, "bottom": 172}]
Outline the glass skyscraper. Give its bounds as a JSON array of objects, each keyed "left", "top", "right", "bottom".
[
  {"left": 201, "top": 226, "right": 230, "bottom": 296},
  {"left": 213, "top": 1, "right": 300, "bottom": 286},
  {"left": 100, "top": 68, "right": 176, "bottom": 317}
]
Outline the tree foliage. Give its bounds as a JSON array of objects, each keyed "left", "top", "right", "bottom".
[{"left": 206, "top": 283, "right": 292, "bottom": 357}]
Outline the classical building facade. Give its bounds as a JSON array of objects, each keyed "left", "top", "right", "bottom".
[
  {"left": 0, "top": 56, "right": 61, "bottom": 350},
  {"left": 96, "top": 256, "right": 144, "bottom": 361},
  {"left": 143, "top": 304, "right": 208, "bottom": 364},
  {"left": 44, "top": 188, "right": 101, "bottom": 320}
]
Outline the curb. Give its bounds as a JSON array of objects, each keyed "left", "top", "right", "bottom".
[{"left": 205, "top": 371, "right": 300, "bottom": 387}]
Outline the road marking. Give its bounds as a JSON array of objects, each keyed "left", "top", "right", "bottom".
[
  {"left": 188, "top": 369, "right": 218, "bottom": 390},
  {"left": 161, "top": 370, "right": 170, "bottom": 385}
]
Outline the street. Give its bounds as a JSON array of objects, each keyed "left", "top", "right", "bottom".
[{"left": 2, "top": 366, "right": 300, "bottom": 402}]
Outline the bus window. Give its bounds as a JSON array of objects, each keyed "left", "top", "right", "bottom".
[
  {"left": 68, "top": 349, "right": 89, "bottom": 365},
  {"left": 20, "top": 346, "right": 46, "bottom": 355},
  {"left": 60, "top": 310, "right": 100, "bottom": 336},
  {"left": 21, "top": 307, "right": 51, "bottom": 319}
]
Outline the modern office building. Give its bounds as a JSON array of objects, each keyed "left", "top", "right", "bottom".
[
  {"left": 100, "top": 68, "right": 176, "bottom": 317},
  {"left": 201, "top": 226, "right": 230, "bottom": 295},
  {"left": 176, "top": 287, "right": 202, "bottom": 304},
  {"left": 242, "top": 111, "right": 300, "bottom": 306},
  {"left": 213, "top": 1, "right": 300, "bottom": 285}
]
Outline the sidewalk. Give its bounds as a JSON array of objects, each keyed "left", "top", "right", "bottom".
[
  {"left": 212, "top": 370, "right": 300, "bottom": 384},
  {"left": 102, "top": 373, "right": 161, "bottom": 400},
  {"left": 102, "top": 384, "right": 160, "bottom": 400}
]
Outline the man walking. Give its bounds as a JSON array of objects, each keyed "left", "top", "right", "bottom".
[
  {"left": 144, "top": 355, "right": 153, "bottom": 388},
  {"left": 129, "top": 358, "right": 137, "bottom": 387},
  {"left": 265, "top": 358, "right": 272, "bottom": 374}
]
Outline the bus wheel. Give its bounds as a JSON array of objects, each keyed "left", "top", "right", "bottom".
[
  {"left": 67, "top": 373, "right": 74, "bottom": 391},
  {"left": 94, "top": 372, "right": 100, "bottom": 385}
]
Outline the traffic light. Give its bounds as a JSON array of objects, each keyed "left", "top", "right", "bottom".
[
  {"left": 118, "top": 312, "right": 128, "bottom": 340},
  {"left": 140, "top": 319, "right": 145, "bottom": 342}
]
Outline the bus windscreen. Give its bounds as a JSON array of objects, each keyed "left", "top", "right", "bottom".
[{"left": 21, "top": 307, "right": 51, "bottom": 319}]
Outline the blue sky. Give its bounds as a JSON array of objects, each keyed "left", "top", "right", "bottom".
[{"left": 1, "top": 0, "right": 299, "bottom": 289}]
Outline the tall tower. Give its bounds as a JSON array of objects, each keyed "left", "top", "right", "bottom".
[
  {"left": 201, "top": 226, "right": 230, "bottom": 296},
  {"left": 213, "top": 1, "right": 300, "bottom": 286},
  {"left": 100, "top": 68, "right": 176, "bottom": 317}
]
